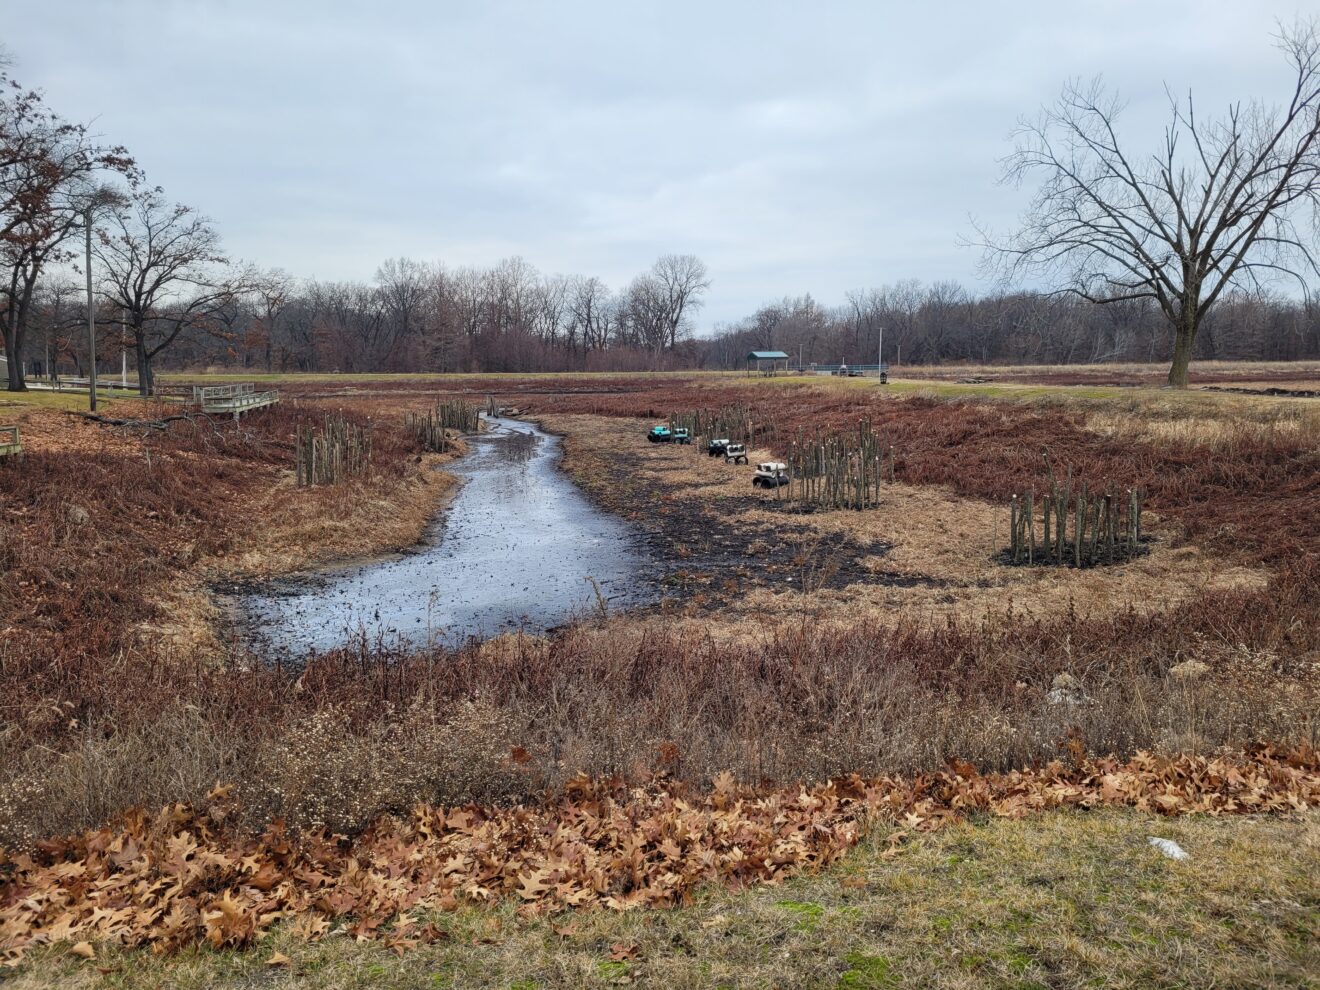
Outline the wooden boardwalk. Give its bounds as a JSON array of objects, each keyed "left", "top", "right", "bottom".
[
  {"left": 0, "top": 425, "right": 21, "bottom": 459},
  {"left": 193, "top": 383, "right": 279, "bottom": 419}
]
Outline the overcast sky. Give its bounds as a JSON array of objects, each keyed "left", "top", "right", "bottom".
[{"left": 6, "top": 0, "right": 1313, "bottom": 329}]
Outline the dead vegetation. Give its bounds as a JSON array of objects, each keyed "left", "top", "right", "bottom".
[
  {"left": 2, "top": 746, "right": 1316, "bottom": 966},
  {"left": 544, "top": 411, "right": 1261, "bottom": 628},
  {"left": 2, "top": 373, "right": 1319, "bottom": 970},
  {"left": 11, "top": 809, "right": 1313, "bottom": 990}
]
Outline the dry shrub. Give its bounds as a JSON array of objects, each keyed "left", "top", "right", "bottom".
[
  {"left": 0, "top": 401, "right": 419, "bottom": 700},
  {"left": 0, "top": 703, "right": 244, "bottom": 850},
  {"left": 2, "top": 565, "right": 1317, "bottom": 847},
  {"left": 518, "top": 384, "right": 1320, "bottom": 565},
  {"left": 239, "top": 699, "right": 524, "bottom": 834}
]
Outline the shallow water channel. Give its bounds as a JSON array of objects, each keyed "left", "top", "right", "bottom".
[{"left": 240, "top": 416, "right": 656, "bottom": 654}]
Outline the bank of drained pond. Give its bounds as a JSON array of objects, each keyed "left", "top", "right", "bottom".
[{"left": 239, "top": 416, "right": 658, "bottom": 654}]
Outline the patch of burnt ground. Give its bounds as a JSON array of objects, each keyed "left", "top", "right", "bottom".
[{"left": 569, "top": 460, "right": 945, "bottom": 607}]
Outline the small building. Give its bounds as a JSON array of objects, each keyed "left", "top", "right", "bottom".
[{"left": 746, "top": 350, "right": 790, "bottom": 376}]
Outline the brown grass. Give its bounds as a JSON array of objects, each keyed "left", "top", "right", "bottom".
[
  {"left": 545, "top": 412, "right": 1267, "bottom": 631},
  {"left": 0, "top": 399, "right": 458, "bottom": 666},
  {"left": 1, "top": 375, "right": 1318, "bottom": 853}
]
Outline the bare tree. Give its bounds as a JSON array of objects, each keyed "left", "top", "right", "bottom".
[
  {"left": 252, "top": 268, "right": 294, "bottom": 371},
  {"left": 375, "top": 257, "right": 433, "bottom": 367},
  {"left": 650, "top": 254, "right": 710, "bottom": 348},
  {"left": 624, "top": 274, "right": 670, "bottom": 355},
  {"left": 95, "top": 187, "right": 236, "bottom": 394},
  {"left": 982, "top": 22, "right": 1320, "bottom": 386},
  {"left": 0, "top": 69, "right": 133, "bottom": 390},
  {"left": 567, "top": 275, "right": 609, "bottom": 353}
]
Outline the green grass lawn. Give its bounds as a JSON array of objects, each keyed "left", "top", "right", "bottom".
[
  {"left": 10, "top": 810, "right": 1317, "bottom": 989},
  {"left": 0, "top": 388, "right": 143, "bottom": 413}
]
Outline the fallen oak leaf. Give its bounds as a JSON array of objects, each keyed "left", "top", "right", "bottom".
[
  {"left": 516, "top": 869, "right": 553, "bottom": 900},
  {"left": 266, "top": 952, "right": 292, "bottom": 968},
  {"left": 69, "top": 942, "right": 96, "bottom": 960}
]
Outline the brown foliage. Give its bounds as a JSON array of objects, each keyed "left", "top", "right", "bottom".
[
  {"left": 510, "top": 381, "right": 1320, "bottom": 564},
  {"left": 1, "top": 747, "right": 1315, "bottom": 964},
  {"left": 0, "top": 402, "right": 414, "bottom": 687},
  {"left": 2, "top": 377, "right": 1318, "bottom": 881}
]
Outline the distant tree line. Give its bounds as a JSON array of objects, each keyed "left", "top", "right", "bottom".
[
  {"left": 151, "top": 253, "right": 711, "bottom": 375},
  {"left": 703, "top": 282, "right": 1320, "bottom": 370},
  {"left": 8, "top": 19, "right": 1320, "bottom": 387},
  {"left": 0, "top": 52, "right": 710, "bottom": 389}
]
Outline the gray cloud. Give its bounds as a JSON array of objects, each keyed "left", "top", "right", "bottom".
[{"left": 8, "top": 0, "right": 1308, "bottom": 326}]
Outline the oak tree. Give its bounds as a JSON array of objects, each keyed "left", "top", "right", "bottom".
[{"left": 985, "top": 22, "right": 1320, "bottom": 386}]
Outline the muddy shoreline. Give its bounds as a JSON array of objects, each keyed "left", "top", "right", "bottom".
[{"left": 539, "top": 416, "right": 921, "bottom": 607}]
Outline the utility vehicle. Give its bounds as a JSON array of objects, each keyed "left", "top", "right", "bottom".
[
  {"left": 673, "top": 428, "right": 691, "bottom": 445},
  {"left": 707, "top": 437, "right": 730, "bottom": 456},
  {"left": 724, "top": 442, "right": 748, "bottom": 464},
  {"left": 647, "top": 425, "right": 672, "bottom": 443},
  {"left": 752, "top": 462, "right": 789, "bottom": 488}
]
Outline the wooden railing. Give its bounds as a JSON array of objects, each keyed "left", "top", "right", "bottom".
[
  {"left": 193, "top": 382, "right": 256, "bottom": 403},
  {"left": 193, "top": 382, "right": 279, "bottom": 418},
  {"left": 0, "top": 425, "right": 21, "bottom": 458}
]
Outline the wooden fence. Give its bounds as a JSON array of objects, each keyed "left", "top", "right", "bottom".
[
  {"left": 405, "top": 399, "right": 480, "bottom": 453},
  {"left": 783, "top": 419, "right": 895, "bottom": 510},
  {"left": 295, "top": 415, "right": 371, "bottom": 486},
  {"left": 1007, "top": 472, "right": 1144, "bottom": 567},
  {"left": 0, "top": 425, "right": 20, "bottom": 459},
  {"left": 667, "top": 404, "right": 756, "bottom": 445}
]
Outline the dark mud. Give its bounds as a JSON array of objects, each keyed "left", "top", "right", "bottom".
[
  {"left": 237, "top": 417, "right": 658, "bottom": 654},
  {"left": 561, "top": 446, "right": 918, "bottom": 604},
  {"left": 1200, "top": 385, "right": 1320, "bottom": 399}
]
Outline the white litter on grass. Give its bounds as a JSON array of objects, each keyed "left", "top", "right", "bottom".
[{"left": 1148, "top": 837, "right": 1189, "bottom": 861}]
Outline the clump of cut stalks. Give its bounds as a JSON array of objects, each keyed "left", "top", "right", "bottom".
[
  {"left": 405, "top": 399, "right": 481, "bottom": 452},
  {"left": 294, "top": 414, "right": 372, "bottom": 486},
  {"left": 1006, "top": 457, "right": 1145, "bottom": 567},
  {"left": 667, "top": 404, "right": 756, "bottom": 445},
  {"left": 783, "top": 418, "right": 895, "bottom": 510}
]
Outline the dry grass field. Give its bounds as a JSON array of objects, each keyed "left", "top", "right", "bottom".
[{"left": 1, "top": 368, "right": 1318, "bottom": 985}]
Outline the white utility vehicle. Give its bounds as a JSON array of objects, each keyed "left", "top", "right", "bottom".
[{"left": 752, "top": 461, "right": 789, "bottom": 488}]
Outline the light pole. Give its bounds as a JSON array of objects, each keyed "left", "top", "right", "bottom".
[
  {"left": 80, "top": 186, "right": 126, "bottom": 412},
  {"left": 877, "top": 326, "right": 884, "bottom": 380},
  {"left": 84, "top": 201, "right": 97, "bottom": 412}
]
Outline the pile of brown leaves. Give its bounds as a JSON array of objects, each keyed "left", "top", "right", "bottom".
[{"left": 2, "top": 747, "right": 1316, "bottom": 965}]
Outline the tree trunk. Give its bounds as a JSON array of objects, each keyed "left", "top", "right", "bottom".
[
  {"left": 4, "top": 352, "right": 26, "bottom": 391},
  {"left": 136, "top": 338, "right": 152, "bottom": 397},
  {"left": 3, "top": 322, "right": 27, "bottom": 392},
  {"left": 1167, "top": 309, "right": 1197, "bottom": 388}
]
